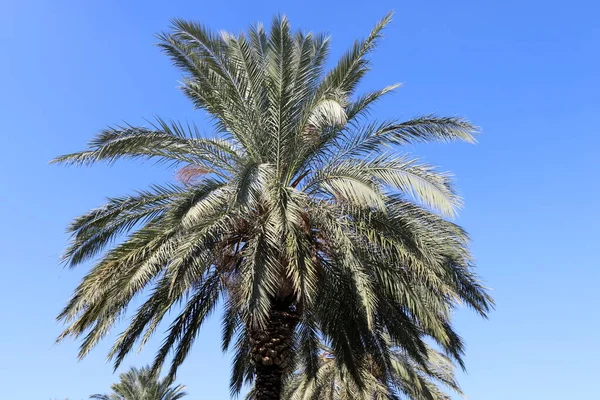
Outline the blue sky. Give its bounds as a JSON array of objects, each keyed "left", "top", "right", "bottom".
[{"left": 1, "top": 0, "right": 598, "bottom": 398}]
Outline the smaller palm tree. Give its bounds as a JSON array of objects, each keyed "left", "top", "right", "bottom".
[
  {"left": 277, "top": 340, "right": 463, "bottom": 400},
  {"left": 90, "top": 366, "right": 187, "bottom": 400}
]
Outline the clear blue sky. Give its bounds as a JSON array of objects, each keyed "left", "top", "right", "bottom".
[{"left": 1, "top": 0, "right": 598, "bottom": 398}]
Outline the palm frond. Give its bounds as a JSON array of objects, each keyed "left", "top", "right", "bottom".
[{"left": 91, "top": 365, "right": 187, "bottom": 400}]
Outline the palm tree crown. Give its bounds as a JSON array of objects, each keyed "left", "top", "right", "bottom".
[
  {"left": 54, "top": 12, "right": 492, "bottom": 400},
  {"left": 90, "top": 366, "right": 186, "bottom": 400},
  {"left": 281, "top": 339, "right": 462, "bottom": 400}
]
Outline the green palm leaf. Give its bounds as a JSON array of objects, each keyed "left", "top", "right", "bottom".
[{"left": 90, "top": 366, "right": 187, "bottom": 400}]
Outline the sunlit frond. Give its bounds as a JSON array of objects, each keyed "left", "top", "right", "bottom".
[
  {"left": 91, "top": 366, "right": 187, "bottom": 400},
  {"left": 284, "top": 341, "right": 463, "bottom": 400}
]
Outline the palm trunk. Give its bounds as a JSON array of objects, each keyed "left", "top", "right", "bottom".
[{"left": 250, "top": 300, "right": 300, "bottom": 399}]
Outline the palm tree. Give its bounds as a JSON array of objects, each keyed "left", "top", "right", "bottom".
[
  {"left": 90, "top": 366, "right": 186, "bottom": 400},
  {"left": 279, "top": 340, "right": 463, "bottom": 400},
  {"left": 54, "top": 12, "right": 492, "bottom": 400}
]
